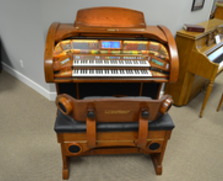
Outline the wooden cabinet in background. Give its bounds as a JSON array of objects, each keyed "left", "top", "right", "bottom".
[
  {"left": 213, "top": 1, "right": 223, "bottom": 20},
  {"left": 165, "top": 19, "right": 223, "bottom": 117}
]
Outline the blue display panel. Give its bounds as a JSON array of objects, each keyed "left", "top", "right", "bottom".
[{"left": 101, "top": 41, "right": 121, "bottom": 49}]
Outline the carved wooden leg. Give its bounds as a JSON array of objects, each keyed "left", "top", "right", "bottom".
[
  {"left": 217, "top": 93, "right": 223, "bottom": 112},
  {"left": 151, "top": 143, "right": 167, "bottom": 175},
  {"left": 151, "top": 154, "right": 162, "bottom": 175},
  {"left": 199, "top": 81, "right": 214, "bottom": 118},
  {"left": 61, "top": 143, "right": 69, "bottom": 180},
  {"left": 151, "top": 132, "right": 171, "bottom": 175}
]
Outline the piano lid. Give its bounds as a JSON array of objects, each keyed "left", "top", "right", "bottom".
[
  {"left": 177, "top": 19, "right": 223, "bottom": 40},
  {"left": 74, "top": 7, "right": 146, "bottom": 28}
]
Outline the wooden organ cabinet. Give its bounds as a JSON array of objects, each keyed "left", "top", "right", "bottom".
[
  {"left": 165, "top": 19, "right": 223, "bottom": 117},
  {"left": 44, "top": 7, "right": 179, "bottom": 179}
]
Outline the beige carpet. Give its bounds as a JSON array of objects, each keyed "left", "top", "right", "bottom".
[{"left": 0, "top": 70, "right": 223, "bottom": 181}]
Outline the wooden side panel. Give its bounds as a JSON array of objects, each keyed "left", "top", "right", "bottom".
[
  {"left": 58, "top": 130, "right": 167, "bottom": 143},
  {"left": 158, "top": 26, "right": 179, "bottom": 83},
  {"left": 165, "top": 36, "right": 195, "bottom": 106},
  {"left": 44, "top": 23, "right": 60, "bottom": 82}
]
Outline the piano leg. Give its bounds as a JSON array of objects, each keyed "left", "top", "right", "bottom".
[
  {"left": 199, "top": 80, "right": 214, "bottom": 118},
  {"left": 217, "top": 93, "right": 223, "bottom": 112}
]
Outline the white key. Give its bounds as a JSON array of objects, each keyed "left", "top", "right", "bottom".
[
  {"left": 72, "top": 69, "right": 152, "bottom": 77},
  {"left": 73, "top": 59, "right": 150, "bottom": 67},
  {"left": 218, "top": 61, "right": 223, "bottom": 70}
]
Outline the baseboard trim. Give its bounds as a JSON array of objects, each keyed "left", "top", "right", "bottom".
[{"left": 2, "top": 62, "right": 56, "bottom": 101}]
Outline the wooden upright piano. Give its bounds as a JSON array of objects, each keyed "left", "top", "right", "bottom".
[
  {"left": 165, "top": 18, "right": 223, "bottom": 117},
  {"left": 44, "top": 7, "right": 179, "bottom": 179}
]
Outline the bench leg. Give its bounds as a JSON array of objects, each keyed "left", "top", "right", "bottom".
[
  {"left": 61, "top": 143, "right": 69, "bottom": 180},
  {"left": 151, "top": 136, "right": 170, "bottom": 175},
  {"left": 151, "top": 153, "right": 162, "bottom": 175}
]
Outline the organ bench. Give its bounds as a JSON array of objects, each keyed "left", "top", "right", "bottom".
[{"left": 54, "top": 95, "right": 174, "bottom": 179}]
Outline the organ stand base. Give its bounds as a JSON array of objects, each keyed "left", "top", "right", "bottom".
[
  {"left": 55, "top": 111, "right": 174, "bottom": 180},
  {"left": 59, "top": 142, "right": 167, "bottom": 179}
]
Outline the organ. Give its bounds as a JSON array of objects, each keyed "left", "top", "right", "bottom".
[
  {"left": 44, "top": 7, "right": 179, "bottom": 99},
  {"left": 44, "top": 7, "right": 179, "bottom": 179}
]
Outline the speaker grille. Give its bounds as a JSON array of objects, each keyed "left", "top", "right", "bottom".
[
  {"left": 68, "top": 145, "right": 81, "bottom": 153},
  {"left": 58, "top": 102, "right": 67, "bottom": 113},
  {"left": 149, "top": 143, "right": 160, "bottom": 150}
]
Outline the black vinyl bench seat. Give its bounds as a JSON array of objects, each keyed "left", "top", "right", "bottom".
[{"left": 54, "top": 110, "right": 175, "bottom": 133}]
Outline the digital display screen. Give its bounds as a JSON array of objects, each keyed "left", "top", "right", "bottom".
[
  {"left": 101, "top": 41, "right": 121, "bottom": 49},
  {"left": 151, "top": 58, "right": 164, "bottom": 66}
]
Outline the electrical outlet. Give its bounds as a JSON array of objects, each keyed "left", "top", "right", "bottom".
[{"left": 19, "top": 59, "right": 24, "bottom": 68}]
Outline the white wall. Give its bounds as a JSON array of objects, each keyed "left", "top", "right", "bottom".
[
  {"left": 0, "top": 0, "right": 215, "bottom": 100},
  {"left": 0, "top": 0, "right": 53, "bottom": 98}
]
